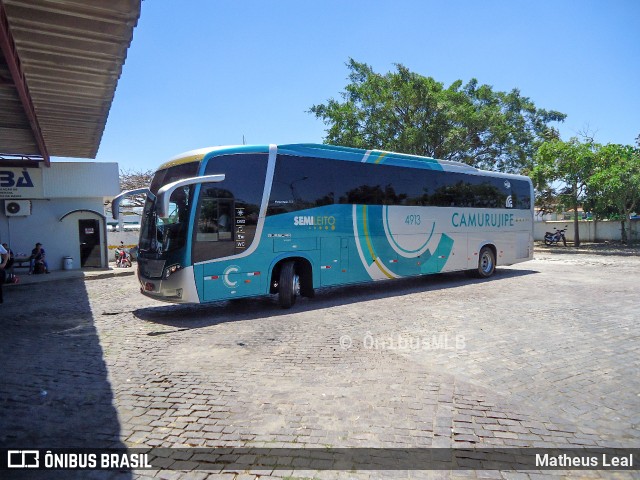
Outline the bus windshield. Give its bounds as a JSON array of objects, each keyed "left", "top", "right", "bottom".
[{"left": 139, "top": 162, "right": 199, "bottom": 258}]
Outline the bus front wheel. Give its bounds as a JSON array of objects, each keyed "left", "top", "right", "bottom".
[{"left": 278, "top": 261, "right": 300, "bottom": 308}]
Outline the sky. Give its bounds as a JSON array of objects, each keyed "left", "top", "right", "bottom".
[{"left": 54, "top": 0, "right": 640, "bottom": 171}]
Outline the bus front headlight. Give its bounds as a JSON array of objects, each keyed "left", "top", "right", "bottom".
[{"left": 164, "top": 264, "right": 182, "bottom": 279}]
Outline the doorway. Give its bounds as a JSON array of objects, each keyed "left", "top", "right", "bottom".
[{"left": 79, "top": 219, "right": 101, "bottom": 267}]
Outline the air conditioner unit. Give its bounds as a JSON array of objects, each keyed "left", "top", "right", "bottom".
[{"left": 4, "top": 200, "right": 32, "bottom": 217}]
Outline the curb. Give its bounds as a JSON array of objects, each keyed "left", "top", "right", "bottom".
[
  {"left": 5, "top": 268, "right": 136, "bottom": 288},
  {"left": 85, "top": 270, "right": 136, "bottom": 281}
]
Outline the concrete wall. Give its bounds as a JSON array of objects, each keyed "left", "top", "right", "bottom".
[
  {"left": 0, "top": 198, "right": 107, "bottom": 270},
  {"left": 43, "top": 162, "right": 119, "bottom": 197},
  {"left": 534, "top": 219, "right": 640, "bottom": 242},
  {"left": 107, "top": 230, "right": 140, "bottom": 261},
  {"left": 0, "top": 162, "right": 121, "bottom": 270}
]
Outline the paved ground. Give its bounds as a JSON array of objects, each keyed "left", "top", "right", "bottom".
[{"left": 1, "top": 248, "right": 639, "bottom": 479}]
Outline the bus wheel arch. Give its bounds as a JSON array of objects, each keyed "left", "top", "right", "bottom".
[
  {"left": 467, "top": 243, "right": 497, "bottom": 278},
  {"left": 270, "top": 257, "right": 314, "bottom": 306}
]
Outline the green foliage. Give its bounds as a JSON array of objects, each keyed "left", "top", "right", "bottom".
[
  {"left": 310, "top": 59, "right": 566, "bottom": 173},
  {"left": 588, "top": 144, "right": 640, "bottom": 242},
  {"left": 534, "top": 138, "right": 640, "bottom": 244},
  {"left": 533, "top": 138, "right": 598, "bottom": 246},
  {"left": 532, "top": 138, "right": 597, "bottom": 212},
  {"left": 534, "top": 138, "right": 596, "bottom": 201}
]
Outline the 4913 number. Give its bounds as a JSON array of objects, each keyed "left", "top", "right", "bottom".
[{"left": 405, "top": 214, "right": 421, "bottom": 225}]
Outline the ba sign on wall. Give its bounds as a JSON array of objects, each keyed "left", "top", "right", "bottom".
[{"left": 0, "top": 168, "right": 44, "bottom": 199}]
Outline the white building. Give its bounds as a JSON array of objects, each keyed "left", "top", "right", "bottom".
[{"left": 0, "top": 162, "right": 119, "bottom": 270}]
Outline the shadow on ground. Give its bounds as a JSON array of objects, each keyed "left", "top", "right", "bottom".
[
  {"left": 133, "top": 267, "right": 538, "bottom": 332},
  {"left": 0, "top": 279, "right": 131, "bottom": 479}
]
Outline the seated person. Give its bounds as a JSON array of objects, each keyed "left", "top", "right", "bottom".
[{"left": 29, "top": 242, "right": 50, "bottom": 274}]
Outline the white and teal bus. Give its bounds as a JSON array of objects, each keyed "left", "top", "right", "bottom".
[{"left": 112, "top": 144, "right": 533, "bottom": 308}]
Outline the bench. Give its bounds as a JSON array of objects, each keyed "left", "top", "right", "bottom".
[{"left": 11, "top": 256, "right": 31, "bottom": 270}]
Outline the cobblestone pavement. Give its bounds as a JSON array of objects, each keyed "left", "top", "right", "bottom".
[{"left": 1, "top": 251, "right": 639, "bottom": 479}]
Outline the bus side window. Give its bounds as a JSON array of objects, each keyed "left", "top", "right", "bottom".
[
  {"left": 196, "top": 197, "right": 234, "bottom": 242},
  {"left": 217, "top": 201, "right": 233, "bottom": 240}
]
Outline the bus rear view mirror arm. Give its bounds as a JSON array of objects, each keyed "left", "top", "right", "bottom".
[
  {"left": 156, "top": 174, "right": 225, "bottom": 219},
  {"left": 111, "top": 188, "right": 155, "bottom": 220}
]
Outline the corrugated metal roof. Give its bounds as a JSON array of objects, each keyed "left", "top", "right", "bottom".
[{"left": 0, "top": 0, "right": 140, "bottom": 164}]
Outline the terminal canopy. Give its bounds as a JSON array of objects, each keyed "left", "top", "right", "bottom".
[{"left": 0, "top": 0, "right": 141, "bottom": 166}]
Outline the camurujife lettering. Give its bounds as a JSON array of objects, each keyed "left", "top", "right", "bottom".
[{"left": 452, "top": 212, "right": 514, "bottom": 228}]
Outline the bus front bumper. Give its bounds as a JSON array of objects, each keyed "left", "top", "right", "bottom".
[{"left": 138, "top": 265, "right": 200, "bottom": 303}]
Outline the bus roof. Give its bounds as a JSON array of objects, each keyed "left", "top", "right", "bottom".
[
  {"left": 158, "top": 143, "right": 529, "bottom": 182},
  {"left": 278, "top": 143, "right": 477, "bottom": 173},
  {"left": 157, "top": 145, "right": 266, "bottom": 171}
]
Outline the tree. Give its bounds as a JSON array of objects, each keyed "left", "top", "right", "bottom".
[
  {"left": 588, "top": 144, "right": 640, "bottom": 244},
  {"left": 309, "top": 59, "right": 566, "bottom": 173},
  {"left": 528, "top": 149, "right": 559, "bottom": 219},
  {"left": 534, "top": 138, "right": 597, "bottom": 247},
  {"left": 104, "top": 168, "right": 154, "bottom": 220},
  {"left": 118, "top": 168, "right": 155, "bottom": 207}
]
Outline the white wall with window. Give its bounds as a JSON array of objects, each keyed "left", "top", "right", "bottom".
[{"left": 0, "top": 162, "right": 119, "bottom": 271}]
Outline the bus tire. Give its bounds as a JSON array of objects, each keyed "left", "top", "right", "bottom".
[
  {"left": 474, "top": 246, "right": 496, "bottom": 278},
  {"left": 278, "top": 261, "right": 299, "bottom": 308},
  {"left": 300, "top": 266, "right": 314, "bottom": 298}
]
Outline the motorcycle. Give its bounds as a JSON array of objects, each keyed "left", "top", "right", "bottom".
[
  {"left": 115, "top": 242, "right": 132, "bottom": 268},
  {"left": 544, "top": 225, "right": 568, "bottom": 246}
]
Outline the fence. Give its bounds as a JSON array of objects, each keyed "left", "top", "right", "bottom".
[
  {"left": 534, "top": 219, "right": 640, "bottom": 242},
  {"left": 107, "top": 230, "right": 139, "bottom": 261}
]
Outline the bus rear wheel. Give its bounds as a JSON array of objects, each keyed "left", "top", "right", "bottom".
[
  {"left": 278, "top": 261, "right": 300, "bottom": 309},
  {"left": 473, "top": 246, "right": 496, "bottom": 278},
  {"left": 467, "top": 246, "right": 496, "bottom": 278}
]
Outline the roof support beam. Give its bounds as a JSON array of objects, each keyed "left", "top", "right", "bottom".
[{"left": 0, "top": 1, "right": 49, "bottom": 166}]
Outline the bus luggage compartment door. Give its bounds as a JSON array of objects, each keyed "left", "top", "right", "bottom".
[
  {"left": 320, "top": 237, "right": 347, "bottom": 286},
  {"left": 201, "top": 264, "right": 264, "bottom": 301}
]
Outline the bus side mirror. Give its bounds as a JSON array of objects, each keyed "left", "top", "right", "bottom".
[
  {"left": 111, "top": 188, "right": 155, "bottom": 220},
  {"left": 156, "top": 174, "right": 225, "bottom": 219}
]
